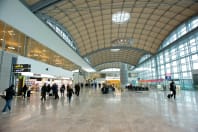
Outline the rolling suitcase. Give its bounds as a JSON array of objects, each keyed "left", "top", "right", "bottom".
[
  {"left": 167, "top": 94, "right": 172, "bottom": 99},
  {"left": 27, "top": 90, "right": 31, "bottom": 97}
]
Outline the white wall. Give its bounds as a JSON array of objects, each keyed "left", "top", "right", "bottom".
[{"left": 17, "top": 56, "right": 73, "bottom": 78}]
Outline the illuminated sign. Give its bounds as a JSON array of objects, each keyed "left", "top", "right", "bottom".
[
  {"left": 13, "top": 64, "right": 31, "bottom": 72},
  {"left": 165, "top": 73, "right": 171, "bottom": 80}
]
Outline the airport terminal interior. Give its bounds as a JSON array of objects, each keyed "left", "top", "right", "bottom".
[{"left": 0, "top": 0, "right": 198, "bottom": 132}]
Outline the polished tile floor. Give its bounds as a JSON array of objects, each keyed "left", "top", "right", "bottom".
[{"left": 0, "top": 88, "right": 198, "bottom": 132}]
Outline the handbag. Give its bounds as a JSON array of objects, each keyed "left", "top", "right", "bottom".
[
  {"left": 0, "top": 95, "right": 6, "bottom": 100},
  {"left": 0, "top": 91, "right": 6, "bottom": 100}
]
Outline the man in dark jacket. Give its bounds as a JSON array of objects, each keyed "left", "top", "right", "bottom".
[
  {"left": 67, "top": 85, "right": 74, "bottom": 103},
  {"left": 170, "top": 80, "right": 176, "bottom": 99},
  {"left": 2, "top": 84, "right": 15, "bottom": 113},
  {"left": 22, "top": 84, "right": 28, "bottom": 99},
  {"left": 52, "top": 83, "right": 59, "bottom": 99},
  {"left": 41, "top": 83, "right": 47, "bottom": 101},
  {"left": 74, "top": 83, "right": 80, "bottom": 96}
]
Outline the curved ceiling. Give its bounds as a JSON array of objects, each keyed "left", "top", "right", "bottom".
[
  {"left": 88, "top": 48, "right": 145, "bottom": 67},
  {"left": 25, "top": 0, "right": 198, "bottom": 70},
  {"left": 95, "top": 62, "right": 122, "bottom": 71}
]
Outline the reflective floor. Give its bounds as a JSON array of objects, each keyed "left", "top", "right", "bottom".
[{"left": 0, "top": 88, "right": 198, "bottom": 132}]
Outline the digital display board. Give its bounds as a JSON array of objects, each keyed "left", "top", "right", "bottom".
[{"left": 13, "top": 64, "right": 31, "bottom": 72}]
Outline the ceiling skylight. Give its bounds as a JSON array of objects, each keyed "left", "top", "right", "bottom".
[
  {"left": 110, "top": 48, "right": 120, "bottom": 52},
  {"left": 8, "top": 46, "right": 15, "bottom": 50},
  {"left": 112, "top": 11, "right": 130, "bottom": 24},
  {"left": 101, "top": 68, "right": 120, "bottom": 72}
]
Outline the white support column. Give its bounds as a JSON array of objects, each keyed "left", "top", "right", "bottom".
[{"left": 120, "top": 63, "right": 128, "bottom": 88}]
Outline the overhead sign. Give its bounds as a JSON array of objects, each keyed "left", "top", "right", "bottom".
[
  {"left": 13, "top": 64, "right": 31, "bottom": 72},
  {"left": 165, "top": 76, "right": 171, "bottom": 80},
  {"left": 165, "top": 73, "right": 171, "bottom": 80}
]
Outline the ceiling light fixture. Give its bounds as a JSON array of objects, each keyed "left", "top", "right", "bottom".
[
  {"left": 112, "top": 38, "right": 133, "bottom": 47},
  {"left": 33, "top": 54, "right": 39, "bottom": 56},
  {"left": 112, "top": 11, "right": 130, "bottom": 24},
  {"left": 8, "top": 46, "right": 15, "bottom": 50},
  {"left": 8, "top": 30, "right": 15, "bottom": 36},
  {"left": 110, "top": 48, "right": 120, "bottom": 52}
]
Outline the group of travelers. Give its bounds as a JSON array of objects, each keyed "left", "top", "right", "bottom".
[
  {"left": 40, "top": 83, "right": 81, "bottom": 103},
  {"left": 1, "top": 80, "right": 176, "bottom": 113},
  {"left": 101, "top": 84, "right": 115, "bottom": 94},
  {"left": 84, "top": 82, "right": 102, "bottom": 88},
  {"left": 0, "top": 83, "right": 80, "bottom": 113}
]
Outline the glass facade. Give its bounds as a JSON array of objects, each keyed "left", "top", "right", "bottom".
[
  {"left": 138, "top": 54, "right": 151, "bottom": 64},
  {"left": 0, "top": 21, "right": 26, "bottom": 55},
  {"left": 133, "top": 16, "right": 198, "bottom": 90}
]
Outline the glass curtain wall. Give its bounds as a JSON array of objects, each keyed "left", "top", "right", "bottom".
[
  {"left": 0, "top": 20, "right": 78, "bottom": 71},
  {"left": 0, "top": 21, "right": 25, "bottom": 55},
  {"left": 134, "top": 16, "right": 198, "bottom": 90}
]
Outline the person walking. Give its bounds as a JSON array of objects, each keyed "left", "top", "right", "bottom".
[
  {"left": 41, "top": 83, "right": 47, "bottom": 101},
  {"left": 170, "top": 80, "right": 176, "bottom": 99},
  {"left": 67, "top": 85, "right": 74, "bottom": 103},
  {"left": 46, "top": 84, "right": 51, "bottom": 96},
  {"left": 52, "top": 83, "right": 59, "bottom": 99},
  {"left": 22, "top": 84, "right": 28, "bottom": 99},
  {"left": 60, "top": 84, "right": 65, "bottom": 96},
  {"left": 74, "top": 83, "right": 80, "bottom": 96},
  {"left": 2, "top": 84, "right": 15, "bottom": 113}
]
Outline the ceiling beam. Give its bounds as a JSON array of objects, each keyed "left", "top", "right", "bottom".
[{"left": 30, "top": 0, "right": 62, "bottom": 13}]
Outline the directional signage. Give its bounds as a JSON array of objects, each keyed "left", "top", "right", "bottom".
[
  {"left": 165, "top": 73, "right": 171, "bottom": 80},
  {"left": 13, "top": 64, "right": 31, "bottom": 72}
]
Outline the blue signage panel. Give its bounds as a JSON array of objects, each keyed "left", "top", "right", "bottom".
[{"left": 165, "top": 76, "right": 171, "bottom": 80}]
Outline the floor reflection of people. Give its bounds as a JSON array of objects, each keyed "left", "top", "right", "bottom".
[
  {"left": 40, "top": 102, "right": 46, "bottom": 115},
  {"left": 60, "top": 96, "right": 65, "bottom": 106},
  {"left": 52, "top": 99, "right": 58, "bottom": 112},
  {"left": 74, "top": 96, "right": 80, "bottom": 105}
]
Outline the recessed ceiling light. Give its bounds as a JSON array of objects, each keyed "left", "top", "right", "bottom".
[
  {"left": 112, "top": 11, "right": 130, "bottom": 24},
  {"left": 0, "top": 38, "right": 3, "bottom": 41},
  {"left": 8, "top": 30, "right": 15, "bottom": 36},
  {"left": 112, "top": 38, "right": 134, "bottom": 47},
  {"left": 110, "top": 48, "right": 120, "bottom": 52},
  {"left": 33, "top": 54, "right": 39, "bottom": 56},
  {"left": 8, "top": 46, "right": 15, "bottom": 50}
]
